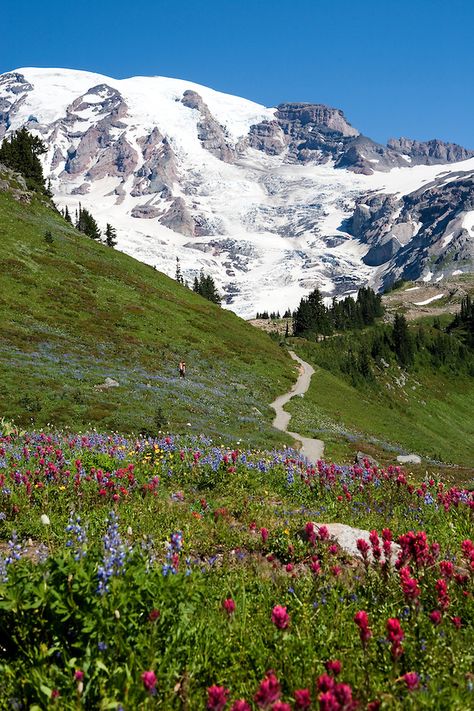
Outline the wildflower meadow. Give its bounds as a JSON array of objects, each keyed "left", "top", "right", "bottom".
[{"left": 0, "top": 428, "right": 473, "bottom": 709}]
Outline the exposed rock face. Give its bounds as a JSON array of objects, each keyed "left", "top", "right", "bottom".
[
  {"left": 388, "top": 137, "right": 474, "bottom": 165},
  {"left": 132, "top": 128, "right": 178, "bottom": 196},
  {"left": 348, "top": 169, "right": 474, "bottom": 284},
  {"left": 246, "top": 120, "right": 286, "bottom": 155},
  {"left": 181, "top": 90, "right": 235, "bottom": 162},
  {"left": 159, "top": 197, "right": 195, "bottom": 236},
  {"left": 61, "top": 84, "right": 138, "bottom": 180},
  {"left": 276, "top": 103, "right": 359, "bottom": 137}
]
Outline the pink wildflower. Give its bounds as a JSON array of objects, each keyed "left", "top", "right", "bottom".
[
  {"left": 318, "top": 525, "right": 330, "bottom": 541},
  {"left": 317, "top": 674, "right": 335, "bottom": 693},
  {"left": 230, "top": 701, "right": 251, "bottom": 711},
  {"left": 402, "top": 672, "right": 419, "bottom": 691},
  {"left": 223, "top": 598, "right": 236, "bottom": 615},
  {"left": 141, "top": 670, "right": 157, "bottom": 693},
  {"left": 272, "top": 703, "right": 291, "bottom": 711},
  {"left": 294, "top": 688, "right": 312, "bottom": 709},
  {"left": 254, "top": 671, "right": 281, "bottom": 708},
  {"left": 325, "top": 659, "right": 342, "bottom": 676},
  {"left": 354, "top": 609, "right": 372, "bottom": 646},
  {"left": 207, "top": 686, "right": 229, "bottom": 711},
  {"left": 399, "top": 566, "right": 421, "bottom": 600},
  {"left": 318, "top": 691, "right": 339, "bottom": 711},
  {"left": 271, "top": 605, "right": 290, "bottom": 629},
  {"left": 429, "top": 609, "right": 442, "bottom": 625},
  {"left": 260, "top": 527, "right": 269, "bottom": 543}
]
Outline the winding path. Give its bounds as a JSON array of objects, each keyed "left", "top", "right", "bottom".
[{"left": 270, "top": 350, "right": 324, "bottom": 463}]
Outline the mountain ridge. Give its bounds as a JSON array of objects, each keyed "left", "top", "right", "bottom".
[{"left": 1, "top": 66, "right": 473, "bottom": 316}]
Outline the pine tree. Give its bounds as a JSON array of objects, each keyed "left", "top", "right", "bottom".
[
  {"left": 63, "top": 205, "right": 72, "bottom": 224},
  {"left": 175, "top": 257, "right": 184, "bottom": 284},
  {"left": 76, "top": 205, "right": 101, "bottom": 240},
  {"left": 393, "top": 313, "right": 414, "bottom": 367},
  {"left": 105, "top": 223, "right": 117, "bottom": 247},
  {"left": 0, "top": 127, "right": 47, "bottom": 193}
]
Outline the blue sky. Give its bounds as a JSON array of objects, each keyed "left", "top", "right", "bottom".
[{"left": 3, "top": 0, "right": 473, "bottom": 147}]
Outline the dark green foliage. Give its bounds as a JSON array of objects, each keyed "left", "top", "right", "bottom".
[
  {"left": 0, "top": 127, "right": 47, "bottom": 193},
  {"left": 63, "top": 205, "right": 72, "bottom": 224},
  {"left": 76, "top": 204, "right": 101, "bottom": 240},
  {"left": 175, "top": 256, "right": 184, "bottom": 284},
  {"left": 105, "top": 222, "right": 117, "bottom": 247},
  {"left": 293, "top": 287, "right": 383, "bottom": 338},
  {"left": 43, "top": 230, "right": 54, "bottom": 245},
  {"left": 448, "top": 294, "right": 474, "bottom": 347},
  {"left": 192, "top": 269, "right": 221, "bottom": 305},
  {"left": 393, "top": 313, "right": 414, "bottom": 367}
]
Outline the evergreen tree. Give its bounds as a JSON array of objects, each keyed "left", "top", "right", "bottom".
[
  {"left": 63, "top": 205, "right": 72, "bottom": 224},
  {"left": 393, "top": 313, "right": 414, "bottom": 367},
  {"left": 175, "top": 256, "right": 184, "bottom": 284},
  {"left": 192, "top": 270, "right": 221, "bottom": 305},
  {"left": 76, "top": 205, "right": 101, "bottom": 241},
  {"left": 0, "top": 127, "right": 47, "bottom": 193},
  {"left": 105, "top": 223, "right": 117, "bottom": 247}
]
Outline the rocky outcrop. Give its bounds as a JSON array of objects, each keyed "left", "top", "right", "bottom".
[
  {"left": 387, "top": 137, "right": 474, "bottom": 165},
  {"left": 347, "top": 169, "right": 474, "bottom": 284},
  {"left": 181, "top": 90, "right": 235, "bottom": 162},
  {"left": 132, "top": 128, "right": 178, "bottom": 196},
  {"left": 246, "top": 120, "right": 286, "bottom": 156},
  {"left": 159, "top": 197, "right": 195, "bottom": 236},
  {"left": 276, "top": 103, "right": 359, "bottom": 137},
  {"left": 62, "top": 84, "right": 138, "bottom": 179}
]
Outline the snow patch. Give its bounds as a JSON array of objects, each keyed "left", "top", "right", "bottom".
[{"left": 414, "top": 294, "right": 444, "bottom": 306}]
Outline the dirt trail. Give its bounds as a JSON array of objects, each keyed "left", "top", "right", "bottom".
[{"left": 270, "top": 350, "right": 324, "bottom": 463}]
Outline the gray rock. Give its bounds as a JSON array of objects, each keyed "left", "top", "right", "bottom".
[
  {"left": 159, "top": 197, "right": 195, "bottom": 236},
  {"left": 182, "top": 90, "right": 235, "bottom": 163},
  {"left": 397, "top": 454, "right": 422, "bottom": 465},
  {"left": 388, "top": 137, "right": 474, "bottom": 165},
  {"left": 95, "top": 377, "right": 120, "bottom": 390},
  {"left": 312, "top": 522, "right": 400, "bottom": 563}
]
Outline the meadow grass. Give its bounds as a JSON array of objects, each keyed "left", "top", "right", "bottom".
[{"left": 0, "top": 179, "right": 294, "bottom": 446}]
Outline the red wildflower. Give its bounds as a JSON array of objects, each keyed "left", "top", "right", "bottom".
[
  {"left": 141, "top": 670, "right": 157, "bottom": 693},
  {"left": 354, "top": 609, "right": 372, "bottom": 645},
  {"left": 230, "top": 701, "right": 251, "bottom": 711},
  {"left": 272, "top": 703, "right": 291, "bottom": 711},
  {"left": 334, "top": 682, "right": 353, "bottom": 706},
  {"left": 223, "top": 598, "right": 236, "bottom": 615},
  {"left": 451, "top": 616, "right": 462, "bottom": 629},
  {"left": 318, "top": 691, "right": 339, "bottom": 711},
  {"left": 261, "top": 527, "right": 269, "bottom": 543},
  {"left": 429, "top": 609, "right": 442, "bottom": 625},
  {"left": 325, "top": 659, "right": 342, "bottom": 676},
  {"left": 439, "top": 560, "right": 454, "bottom": 578},
  {"left": 399, "top": 566, "right": 421, "bottom": 600},
  {"left": 402, "top": 672, "right": 419, "bottom": 691},
  {"left": 317, "top": 674, "right": 335, "bottom": 693},
  {"left": 271, "top": 605, "right": 289, "bottom": 629},
  {"left": 294, "top": 688, "right": 311, "bottom": 709},
  {"left": 148, "top": 608, "right": 160, "bottom": 622},
  {"left": 254, "top": 671, "right": 281, "bottom": 708},
  {"left": 207, "top": 685, "right": 229, "bottom": 711},
  {"left": 318, "top": 525, "right": 330, "bottom": 541}
]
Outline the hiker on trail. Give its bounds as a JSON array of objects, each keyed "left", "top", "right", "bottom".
[{"left": 178, "top": 361, "right": 186, "bottom": 378}]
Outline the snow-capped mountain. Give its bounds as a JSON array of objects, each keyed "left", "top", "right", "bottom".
[{"left": 1, "top": 67, "right": 473, "bottom": 317}]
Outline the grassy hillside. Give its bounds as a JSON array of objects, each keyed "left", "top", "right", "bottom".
[
  {"left": 286, "top": 335, "right": 474, "bottom": 468},
  {"left": 0, "top": 168, "right": 295, "bottom": 444}
]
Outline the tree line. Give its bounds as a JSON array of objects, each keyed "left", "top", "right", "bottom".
[{"left": 292, "top": 287, "right": 384, "bottom": 338}]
